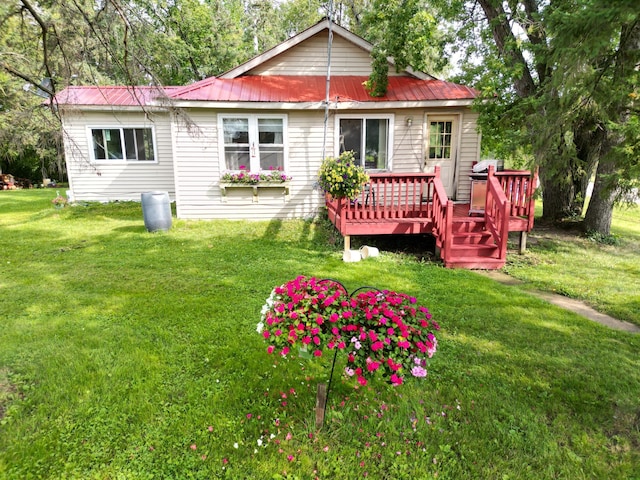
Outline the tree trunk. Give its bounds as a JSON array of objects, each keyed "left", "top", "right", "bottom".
[
  {"left": 539, "top": 164, "right": 574, "bottom": 221},
  {"left": 583, "top": 158, "right": 617, "bottom": 235}
]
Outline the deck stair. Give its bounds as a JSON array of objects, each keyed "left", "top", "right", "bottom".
[
  {"left": 325, "top": 167, "right": 538, "bottom": 270},
  {"left": 445, "top": 217, "right": 505, "bottom": 269}
]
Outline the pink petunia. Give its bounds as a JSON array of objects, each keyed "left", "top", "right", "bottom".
[
  {"left": 313, "top": 350, "right": 322, "bottom": 357},
  {"left": 267, "top": 345, "right": 275, "bottom": 354},
  {"left": 281, "top": 346, "right": 290, "bottom": 356},
  {"left": 366, "top": 361, "right": 380, "bottom": 372},
  {"left": 262, "top": 330, "right": 271, "bottom": 339}
]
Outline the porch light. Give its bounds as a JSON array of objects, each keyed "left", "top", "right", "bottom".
[{"left": 405, "top": 117, "right": 413, "bottom": 127}]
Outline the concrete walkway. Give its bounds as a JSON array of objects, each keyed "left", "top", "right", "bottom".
[{"left": 477, "top": 271, "right": 640, "bottom": 334}]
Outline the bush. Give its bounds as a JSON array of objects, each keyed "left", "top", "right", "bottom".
[{"left": 317, "top": 151, "right": 369, "bottom": 199}]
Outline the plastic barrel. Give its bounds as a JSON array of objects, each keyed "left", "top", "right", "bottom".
[{"left": 141, "top": 191, "right": 172, "bottom": 232}]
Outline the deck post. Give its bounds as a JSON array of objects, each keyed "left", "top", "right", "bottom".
[
  {"left": 519, "top": 231, "right": 527, "bottom": 254},
  {"left": 344, "top": 235, "right": 351, "bottom": 253}
]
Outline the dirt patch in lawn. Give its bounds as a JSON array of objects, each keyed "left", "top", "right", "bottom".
[{"left": 0, "top": 368, "right": 21, "bottom": 422}]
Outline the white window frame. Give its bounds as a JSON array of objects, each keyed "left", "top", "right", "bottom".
[
  {"left": 87, "top": 126, "right": 158, "bottom": 163},
  {"left": 334, "top": 114, "right": 394, "bottom": 172},
  {"left": 218, "top": 114, "right": 288, "bottom": 173}
]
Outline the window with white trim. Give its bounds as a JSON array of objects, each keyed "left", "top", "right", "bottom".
[
  {"left": 220, "top": 115, "right": 286, "bottom": 171},
  {"left": 90, "top": 127, "right": 156, "bottom": 162},
  {"left": 337, "top": 115, "right": 392, "bottom": 170}
]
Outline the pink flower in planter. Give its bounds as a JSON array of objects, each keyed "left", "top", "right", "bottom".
[{"left": 258, "top": 276, "right": 438, "bottom": 387}]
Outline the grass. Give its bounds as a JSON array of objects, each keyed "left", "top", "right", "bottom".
[
  {"left": 0, "top": 189, "right": 639, "bottom": 479},
  {"left": 503, "top": 205, "right": 640, "bottom": 325}
]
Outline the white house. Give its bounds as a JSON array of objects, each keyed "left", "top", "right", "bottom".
[{"left": 55, "top": 19, "right": 481, "bottom": 221}]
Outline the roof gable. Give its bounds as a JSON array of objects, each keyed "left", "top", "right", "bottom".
[{"left": 220, "top": 19, "right": 432, "bottom": 80}]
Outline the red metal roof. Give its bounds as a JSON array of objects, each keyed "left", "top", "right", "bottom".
[
  {"left": 54, "top": 85, "right": 178, "bottom": 107},
  {"left": 55, "top": 76, "right": 476, "bottom": 106},
  {"left": 169, "top": 76, "right": 477, "bottom": 103}
]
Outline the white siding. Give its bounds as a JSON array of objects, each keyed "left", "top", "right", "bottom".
[
  {"left": 173, "top": 106, "right": 481, "bottom": 219},
  {"left": 62, "top": 109, "right": 174, "bottom": 202},
  {"left": 391, "top": 107, "right": 480, "bottom": 202},
  {"left": 456, "top": 109, "right": 481, "bottom": 201},
  {"left": 250, "top": 31, "right": 404, "bottom": 77},
  {"left": 389, "top": 108, "right": 426, "bottom": 173},
  {"left": 173, "top": 110, "right": 329, "bottom": 220}
]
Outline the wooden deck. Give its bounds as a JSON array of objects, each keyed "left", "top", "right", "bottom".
[{"left": 325, "top": 166, "right": 538, "bottom": 269}]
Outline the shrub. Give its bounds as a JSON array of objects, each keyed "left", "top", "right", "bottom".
[{"left": 317, "top": 151, "right": 369, "bottom": 199}]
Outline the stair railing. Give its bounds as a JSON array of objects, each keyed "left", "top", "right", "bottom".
[
  {"left": 485, "top": 166, "right": 511, "bottom": 260},
  {"left": 431, "top": 166, "right": 454, "bottom": 263}
]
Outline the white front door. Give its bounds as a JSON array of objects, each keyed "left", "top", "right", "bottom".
[{"left": 424, "top": 116, "right": 458, "bottom": 198}]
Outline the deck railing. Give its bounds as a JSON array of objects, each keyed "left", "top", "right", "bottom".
[
  {"left": 485, "top": 167, "right": 511, "bottom": 260},
  {"left": 327, "top": 172, "right": 439, "bottom": 224},
  {"left": 495, "top": 169, "right": 538, "bottom": 231}
]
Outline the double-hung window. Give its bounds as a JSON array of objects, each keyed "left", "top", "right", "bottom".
[
  {"left": 337, "top": 115, "right": 393, "bottom": 171},
  {"left": 90, "top": 127, "right": 156, "bottom": 162},
  {"left": 220, "top": 115, "right": 286, "bottom": 172}
]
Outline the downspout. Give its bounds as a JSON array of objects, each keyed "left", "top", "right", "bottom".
[{"left": 321, "top": 2, "right": 334, "bottom": 162}]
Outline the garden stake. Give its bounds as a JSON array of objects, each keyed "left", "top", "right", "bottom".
[{"left": 316, "top": 280, "right": 381, "bottom": 429}]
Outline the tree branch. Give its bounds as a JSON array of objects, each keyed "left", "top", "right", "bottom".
[
  {"left": 0, "top": 60, "right": 54, "bottom": 97},
  {"left": 20, "top": 0, "right": 57, "bottom": 96},
  {"left": 477, "top": 0, "right": 536, "bottom": 98}
]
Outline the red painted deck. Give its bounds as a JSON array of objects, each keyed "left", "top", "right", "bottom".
[{"left": 325, "top": 167, "right": 538, "bottom": 269}]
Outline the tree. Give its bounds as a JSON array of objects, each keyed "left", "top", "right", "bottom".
[
  {"left": 442, "top": 0, "right": 638, "bottom": 233},
  {"left": 356, "top": 0, "right": 449, "bottom": 96},
  {"left": 0, "top": 0, "right": 328, "bottom": 181},
  {"left": 546, "top": 1, "right": 640, "bottom": 234}
]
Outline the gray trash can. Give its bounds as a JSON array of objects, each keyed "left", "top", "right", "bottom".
[{"left": 141, "top": 191, "right": 172, "bottom": 232}]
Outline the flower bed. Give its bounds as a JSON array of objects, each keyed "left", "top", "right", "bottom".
[
  {"left": 221, "top": 166, "right": 291, "bottom": 185},
  {"left": 258, "top": 276, "right": 439, "bottom": 387}
]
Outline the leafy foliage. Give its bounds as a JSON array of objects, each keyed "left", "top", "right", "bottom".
[{"left": 317, "top": 151, "right": 369, "bottom": 199}]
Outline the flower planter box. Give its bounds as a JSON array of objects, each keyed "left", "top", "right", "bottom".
[{"left": 219, "top": 182, "right": 291, "bottom": 204}]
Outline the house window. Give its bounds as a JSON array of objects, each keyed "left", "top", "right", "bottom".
[
  {"left": 90, "top": 128, "right": 155, "bottom": 161},
  {"left": 337, "top": 116, "right": 392, "bottom": 170},
  {"left": 220, "top": 115, "right": 286, "bottom": 172},
  {"left": 428, "top": 121, "right": 453, "bottom": 159}
]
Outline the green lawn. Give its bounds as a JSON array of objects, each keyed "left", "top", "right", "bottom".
[
  {"left": 0, "top": 190, "right": 639, "bottom": 479},
  {"left": 503, "top": 206, "right": 640, "bottom": 325}
]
